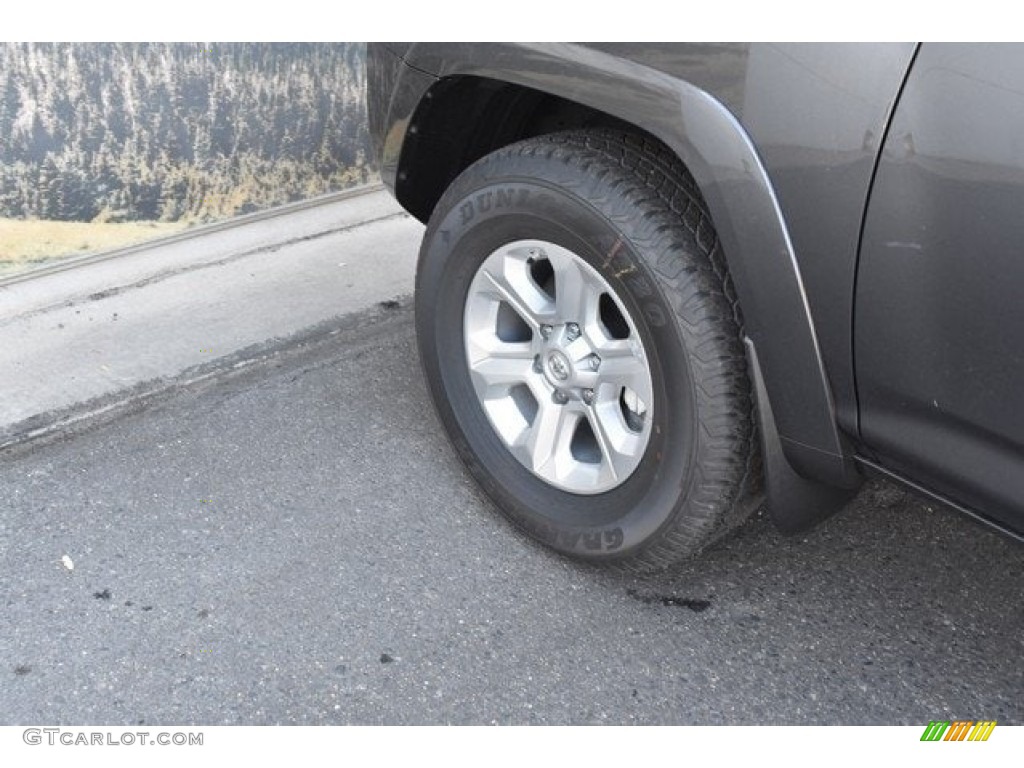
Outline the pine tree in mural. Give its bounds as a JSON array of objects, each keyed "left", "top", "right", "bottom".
[{"left": 0, "top": 42, "right": 374, "bottom": 224}]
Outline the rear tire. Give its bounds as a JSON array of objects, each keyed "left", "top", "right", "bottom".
[{"left": 415, "top": 130, "right": 761, "bottom": 571}]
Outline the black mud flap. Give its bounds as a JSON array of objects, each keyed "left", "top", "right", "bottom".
[{"left": 745, "top": 338, "right": 861, "bottom": 533}]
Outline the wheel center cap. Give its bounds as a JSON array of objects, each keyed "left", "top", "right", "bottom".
[{"left": 546, "top": 350, "right": 572, "bottom": 382}]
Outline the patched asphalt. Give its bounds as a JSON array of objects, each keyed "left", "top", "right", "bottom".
[{"left": 1, "top": 303, "right": 1021, "bottom": 725}]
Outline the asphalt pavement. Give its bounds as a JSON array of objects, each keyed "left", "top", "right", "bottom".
[{"left": 1, "top": 303, "right": 1021, "bottom": 725}]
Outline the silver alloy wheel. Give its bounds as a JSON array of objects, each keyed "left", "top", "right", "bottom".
[{"left": 463, "top": 239, "right": 654, "bottom": 494}]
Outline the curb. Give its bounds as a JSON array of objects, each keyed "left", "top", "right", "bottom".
[{"left": 0, "top": 189, "right": 423, "bottom": 451}]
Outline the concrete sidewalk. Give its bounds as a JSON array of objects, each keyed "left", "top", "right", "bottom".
[{"left": 0, "top": 186, "right": 424, "bottom": 448}]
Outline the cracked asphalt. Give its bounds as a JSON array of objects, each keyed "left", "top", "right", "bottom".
[{"left": 1, "top": 302, "right": 1022, "bottom": 725}]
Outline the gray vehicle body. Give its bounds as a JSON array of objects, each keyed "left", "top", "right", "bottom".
[{"left": 368, "top": 42, "right": 1024, "bottom": 540}]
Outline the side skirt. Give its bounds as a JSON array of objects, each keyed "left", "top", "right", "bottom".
[{"left": 855, "top": 456, "right": 1024, "bottom": 545}]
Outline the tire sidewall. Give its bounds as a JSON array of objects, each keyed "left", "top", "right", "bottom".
[{"left": 417, "top": 173, "right": 702, "bottom": 561}]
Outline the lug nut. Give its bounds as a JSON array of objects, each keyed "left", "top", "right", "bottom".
[
  {"left": 552, "top": 390, "right": 569, "bottom": 405},
  {"left": 582, "top": 388, "right": 595, "bottom": 405},
  {"left": 566, "top": 322, "right": 581, "bottom": 341},
  {"left": 540, "top": 324, "right": 553, "bottom": 340},
  {"left": 589, "top": 354, "right": 601, "bottom": 371}
]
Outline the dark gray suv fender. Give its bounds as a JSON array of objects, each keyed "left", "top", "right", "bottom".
[{"left": 369, "top": 43, "right": 920, "bottom": 528}]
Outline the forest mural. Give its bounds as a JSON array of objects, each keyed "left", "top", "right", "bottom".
[{"left": 0, "top": 42, "right": 373, "bottom": 227}]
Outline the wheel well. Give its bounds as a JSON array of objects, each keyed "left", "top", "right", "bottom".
[{"left": 394, "top": 76, "right": 650, "bottom": 222}]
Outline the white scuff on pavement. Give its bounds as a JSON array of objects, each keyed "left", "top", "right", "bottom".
[{"left": 61, "top": 555, "right": 74, "bottom": 571}]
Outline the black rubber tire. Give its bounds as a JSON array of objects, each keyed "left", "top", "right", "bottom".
[{"left": 415, "top": 129, "right": 761, "bottom": 572}]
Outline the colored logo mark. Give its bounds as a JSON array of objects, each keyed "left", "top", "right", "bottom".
[{"left": 920, "top": 720, "right": 996, "bottom": 742}]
